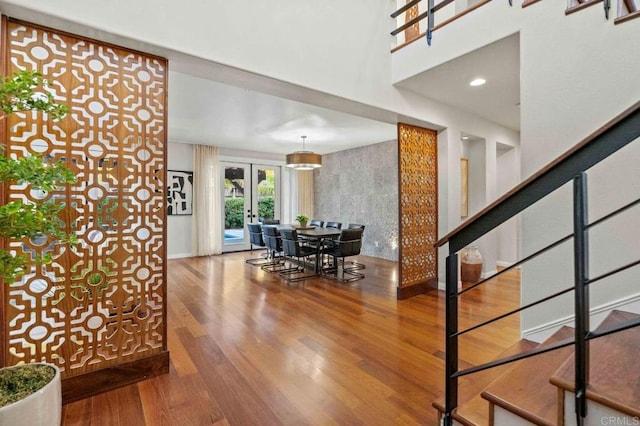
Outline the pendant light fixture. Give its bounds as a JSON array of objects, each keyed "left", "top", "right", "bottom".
[{"left": 285, "top": 136, "right": 322, "bottom": 170}]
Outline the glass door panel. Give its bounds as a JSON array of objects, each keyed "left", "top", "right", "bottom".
[
  {"left": 222, "top": 163, "right": 281, "bottom": 252},
  {"left": 222, "top": 163, "right": 251, "bottom": 251},
  {"left": 253, "top": 165, "right": 280, "bottom": 224}
]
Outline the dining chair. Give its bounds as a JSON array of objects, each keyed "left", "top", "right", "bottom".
[
  {"left": 347, "top": 223, "right": 365, "bottom": 230},
  {"left": 278, "top": 228, "right": 318, "bottom": 282},
  {"left": 262, "top": 219, "right": 280, "bottom": 225},
  {"left": 322, "top": 228, "right": 365, "bottom": 282},
  {"left": 309, "top": 219, "right": 324, "bottom": 227},
  {"left": 245, "top": 223, "right": 269, "bottom": 265},
  {"left": 261, "top": 226, "right": 293, "bottom": 273},
  {"left": 324, "top": 221, "right": 342, "bottom": 230}
]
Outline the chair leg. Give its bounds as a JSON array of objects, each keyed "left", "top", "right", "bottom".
[
  {"left": 324, "top": 256, "right": 364, "bottom": 282},
  {"left": 261, "top": 251, "right": 296, "bottom": 273},
  {"left": 279, "top": 256, "right": 317, "bottom": 282},
  {"left": 246, "top": 248, "right": 271, "bottom": 266}
]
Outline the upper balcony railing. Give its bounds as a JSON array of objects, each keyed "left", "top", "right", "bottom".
[
  {"left": 390, "top": 0, "right": 497, "bottom": 52},
  {"left": 391, "top": 0, "right": 639, "bottom": 52}
]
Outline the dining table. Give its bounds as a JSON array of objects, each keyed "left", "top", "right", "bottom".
[{"left": 276, "top": 225, "right": 341, "bottom": 273}]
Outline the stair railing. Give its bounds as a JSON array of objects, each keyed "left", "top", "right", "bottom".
[{"left": 435, "top": 100, "right": 640, "bottom": 426}]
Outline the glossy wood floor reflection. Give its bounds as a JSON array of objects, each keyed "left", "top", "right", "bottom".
[{"left": 61, "top": 253, "right": 521, "bottom": 426}]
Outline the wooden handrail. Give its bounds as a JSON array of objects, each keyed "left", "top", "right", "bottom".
[
  {"left": 436, "top": 100, "right": 640, "bottom": 251},
  {"left": 624, "top": 0, "right": 638, "bottom": 12},
  {"left": 565, "top": 0, "right": 602, "bottom": 15}
]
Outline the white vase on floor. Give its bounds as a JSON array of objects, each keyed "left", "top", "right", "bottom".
[{"left": 0, "top": 363, "right": 61, "bottom": 426}]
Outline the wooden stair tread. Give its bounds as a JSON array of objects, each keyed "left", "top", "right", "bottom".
[
  {"left": 433, "top": 338, "right": 538, "bottom": 425},
  {"left": 550, "top": 310, "right": 640, "bottom": 418},
  {"left": 481, "top": 326, "right": 574, "bottom": 426}
]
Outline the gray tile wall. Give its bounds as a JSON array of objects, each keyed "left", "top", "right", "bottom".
[{"left": 314, "top": 140, "right": 398, "bottom": 261}]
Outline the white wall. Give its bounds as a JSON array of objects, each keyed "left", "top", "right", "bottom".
[
  {"left": 519, "top": 1, "right": 640, "bottom": 335},
  {"left": 167, "top": 142, "right": 193, "bottom": 258},
  {"left": 496, "top": 144, "right": 520, "bottom": 265}
]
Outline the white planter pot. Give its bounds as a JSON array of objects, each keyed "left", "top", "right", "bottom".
[{"left": 0, "top": 363, "right": 62, "bottom": 426}]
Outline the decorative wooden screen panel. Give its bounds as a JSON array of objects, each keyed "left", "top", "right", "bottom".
[
  {"left": 2, "top": 19, "right": 167, "bottom": 378},
  {"left": 398, "top": 123, "right": 437, "bottom": 296}
]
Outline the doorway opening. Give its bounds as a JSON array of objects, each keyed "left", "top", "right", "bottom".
[{"left": 221, "top": 163, "right": 280, "bottom": 252}]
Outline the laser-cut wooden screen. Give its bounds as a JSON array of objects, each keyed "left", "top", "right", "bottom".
[
  {"left": 398, "top": 123, "right": 437, "bottom": 294},
  {"left": 1, "top": 19, "right": 167, "bottom": 378}
]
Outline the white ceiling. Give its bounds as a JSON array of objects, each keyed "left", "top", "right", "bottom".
[
  {"left": 168, "top": 71, "right": 398, "bottom": 155},
  {"left": 395, "top": 34, "right": 521, "bottom": 131}
]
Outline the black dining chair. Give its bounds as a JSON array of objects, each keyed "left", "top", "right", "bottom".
[
  {"left": 324, "top": 221, "right": 342, "bottom": 230},
  {"left": 322, "top": 228, "right": 365, "bottom": 282},
  {"left": 309, "top": 219, "right": 324, "bottom": 228},
  {"left": 245, "top": 223, "right": 269, "bottom": 265},
  {"left": 278, "top": 229, "right": 318, "bottom": 282},
  {"left": 261, "top": 226, "right": 293, "bottom": 273},
  {"left": 347, "top": 223, "right": 365, "bottom": 230}
]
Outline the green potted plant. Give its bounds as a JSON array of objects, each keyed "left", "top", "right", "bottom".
[
  {"left": 295, "top": 214, "right": 309, "bottom": 228},
  {"left": 0, "top": 70, "right": 76, "bottom": 426}
]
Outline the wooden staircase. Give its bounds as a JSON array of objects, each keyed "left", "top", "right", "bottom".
[{"left": 434, "top": 310, "right": 640, "bottom": 425}]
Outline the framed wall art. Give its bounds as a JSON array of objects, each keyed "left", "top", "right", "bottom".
[{"left": 167, "top": 170, "right": 193, "bottom": 215}]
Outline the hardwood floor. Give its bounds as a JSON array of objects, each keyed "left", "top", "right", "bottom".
[{"left": 61, "top": 253, "right": 521, "bottom": 426}]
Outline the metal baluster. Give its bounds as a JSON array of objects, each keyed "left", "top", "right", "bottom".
[
  {"left": 427, "top": 0, "right": 434, "bottom": 45},
  {"left": 573, "top": 173, "right": 590, "bottom": 424},
  {"left": 443, "top": 252, "right": 459, "bottom": 426}
]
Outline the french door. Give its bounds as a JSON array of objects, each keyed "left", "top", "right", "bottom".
[{"left": 221, "top": 162, "right": 280, "bottom": 252}]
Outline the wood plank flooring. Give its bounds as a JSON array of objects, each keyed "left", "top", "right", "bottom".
[{"left": 61, "top": 253, "right": 521, "bottom": 426}]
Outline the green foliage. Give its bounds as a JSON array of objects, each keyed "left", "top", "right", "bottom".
[
  {"left": 0, "top": 364, "right": 55, "bottom": 407},
  {"left": 0, "top": 70, "right": 68, "bottom": 120},
  {"left": 0, "top": 154, "right": 75, "bottom": 191},
  {"left": 225, "top": 196, "right": 276, "bottom": 229},
  {"left": 258, "top": 196, "right": 274, "bottom": 221},
  {"left": 225, "top": 197, "right": 244, "bottom": 229},
  {"left": 0, "top": 70, "right": 76, "bottom": 283},
  {"left": 257, "top": 172, "right": 275, "bottom": 196},
  {"left": 295, "top": 214, "right": 308, "bottom": 224}
]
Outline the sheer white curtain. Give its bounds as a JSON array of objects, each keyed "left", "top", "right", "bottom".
[
  {"left": 192, "top": 145, "right": 222, "bottom": 255},
  {"left": 290, "top": 169, "right": 315, "bottom": 220}
]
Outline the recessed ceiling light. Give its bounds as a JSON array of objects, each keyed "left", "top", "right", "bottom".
[
  {"left": 461, "top": 135, "right": 469, "bottom": 140},
  {"left": 469, "top": 78, "right": 486, "bottom": 87}
]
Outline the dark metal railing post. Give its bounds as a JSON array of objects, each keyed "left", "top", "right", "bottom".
[
  {"left": 443, "top": 252, "right": 459, "bottom": 426},
  {"left": 426, "top": 0, "right": 434, "bottom": 45},
  {"left": 573, "top": 172, "right": 590, "bottom": 425}
]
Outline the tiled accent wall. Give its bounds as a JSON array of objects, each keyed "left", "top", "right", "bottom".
[{"left": 314, "top": 140, "right": 398, "bottom": 261}]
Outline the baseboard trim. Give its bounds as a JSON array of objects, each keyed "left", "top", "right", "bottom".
[
  {"left": 397, "top": 279, "right": 438, "bottom": 299},
  {"left": 168, "top": 253, "right": 193, "bottom": 259},
  {"left": 437, "top": 280, "right": 462, "bottom": 291},
  {"left": 523, "top": 292, "right": 640, "bottom": 342},
  {"left": 496, "top": 261, "right": 520, "bottom": 268},
  {"left": 481, "top": 269, "right": 498, "bottom": 279},
  {"left": 62, "top": 350, "right": 170, "bottom": 404}
]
